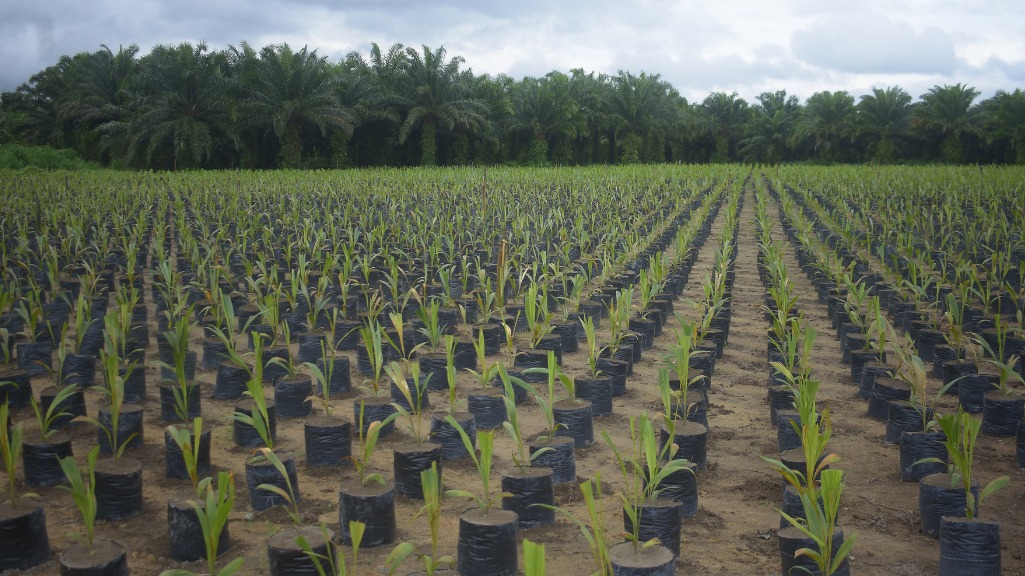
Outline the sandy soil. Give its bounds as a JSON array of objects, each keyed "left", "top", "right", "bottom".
[{"left": 6, "top": 180, "right": 1024, "bottom": 576}]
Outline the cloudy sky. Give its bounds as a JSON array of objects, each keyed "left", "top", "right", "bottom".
[{"left": 3, "top": 0, "right": 1023, "bottom": 103}]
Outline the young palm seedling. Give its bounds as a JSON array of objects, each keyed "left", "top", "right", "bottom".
[
  {"left": 442, "top": 334, "right": 460, "bottom": 414},
  {"left": 28, "top": 382, "right": 78, "bottom": 438},
  {"left": 58, "top": 447, "right": 101, "bottom": 554},
  {"left": 160, "top": 471, "right": 243, "bottom": 576},
  {"left": 603, "top": 414, "right": 689, "bottom": 558},
  {"left": 231, "top": 337, "right": 275, "bottom": 449},
  {"left": 0, "top": 400, "right": 28, "bottom": 502},
  {"left": 386, "top": 361, "right": 431, "bottom": 442},
  {"left": 500, "top": 365, "right": 546, "bottom": 471},
  {"left": 538, "top": 475, "right": 612, "bottom": 576},
  {"left": 164, "top": 417, "right": 206, "bottom": 494},
  {"left": 416, "top": 298, "right": 445, "bottom": 353},
  {"left": 251, "top": 446, "right": 302, "bottom": 524},
  {"left": 465, "top": 329, "right": 500, "bottom": 389},
  {"left": 156, "top": 311, "right": 201, "bottom": 424},
  {"left": 445, "top": 420, "right": 502, "bottom": 513},
  {"left": 934, "top": 408, "right": 1010, "bottom": 520},
  {"left": 523, "top": 281, "right": 554, "bottom": 350},
  {"left": 296, "top": 522, "right": 355, "bottom": 576},
  {"left": 411, "top": 463, "right": 454, "bottom": 575},
  {"left": 665, "top": 318, "right": 706, "bottom": 420},
  {"left": 580, "top": 315, "right": 602, "bottom": 378},
  {"left": 384, "top": 310, "right": 422, "bottom": 362},
  {"left": 446, "top": 418, "right": 520, "bottom": 574},
  {"left": 304, "top": 351, "right": 339, "bottom": 417},
  {"left": 358, "top": 320, "right": 387, "bottom": 397},
  {"left": 352, "top": 403, "right": 398, "bottom": 487},
  {"left": 81, "top": 348, "right": 139, "bottom": 460},
  {"left": 777, "top": 468, "right": 857, "bottom": 576}
]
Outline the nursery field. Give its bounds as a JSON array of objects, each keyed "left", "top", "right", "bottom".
[{"left": 0, "top": 164, "right": 1023, "bottom": 575}]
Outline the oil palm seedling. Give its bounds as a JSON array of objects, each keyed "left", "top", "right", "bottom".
[
  {"left": 777, "top": 468, "right": 857, "bottom": 576},
  {"left": 351, "top": 404, "right": 398, "bottom": 487},
  {"left": 409, "top": 464, "right": 455, "bottom": 575},
  {"left": 933, "top": 408, "right": 1010, "bottom": 520},
  {"left": 0, "top": 399, "right": 28, "bottom": 503},
  {"left": 165, "top": 417, "right": 207, "bottom": 493},
  {"left": 445, "top": 420, "right": 502, "bottom": 512},
  {"left": 0, "top": 397, "right": 49, "bottom": 569},
  {"left": 446, "top": 418, "right": 519, "bottom": 575},
  {"left": 604, "top": 414, "right": 689, "bottom": 560},
  {"left": 57, "top": 447, "right": 101, "bottom": 554},
  {"left": 160, "top": 471, "right": 243, "bottom": 576},
  {"left": 231, "top": 337, "right": 275, "bottom": 449},
  {"left": 386, "top": 360, "right": 432, "bottom": 442},
  {"left": 358, "top": 320, "right": 387, "bottom": 396},
  {"left": 523, "top": 281, "right": 554, "bottom": 350},
  {"left": 84, "top": 347, "right": 139, "bottom": 460},
  {"left": 156, "top": 310, "right": 201, "bottom": 423},
  {"left": 538, "top": 476, "right": 612, "bottom": 576}
]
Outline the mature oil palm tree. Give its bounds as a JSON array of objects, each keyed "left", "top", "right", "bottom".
[
  {"left": 329, "top": 58, "right": 390, "bottom": 167},
  {"left": 739, "top": 90, "right": 799, "bottom": 163},
  {"left": 566, "top": 68, "right": 611, "bottom": 163},
  {"left": 667, "top": 98, "right": 697, "bottom": 162},
  {"left": 396, "top": 44, "right": 488, "bottom": 166},
  {"left": 791, "top": 90, "right": 856, "bottom": 162},
  {"left": 57, "top": 44, "right": 139, "bottom": 164},
  {"left": 237, "top": 43, "right": 353, "bottom": 168},
  {"left": 986, "top": 89, "right": 1025, "bottom": 164},
  {"left": 223, "top": 41, "right": 267, "bottom": 167},
  {"left": 461, "top": 72, "right": 510, "bottom": 164},
  {"left": 123, "top": 42, "right": 232, "bottom": 169},
  {"left": 4, "top": 57, "right": 78, "bottom": 149},
  {"left": 914, "top": 83, "right": 982, "bottom": 163},
  {"left": 508, "top": 72, "right": 584, "bottom": 165},
  {"left": 607, "top": 71, "right": 678, "bottom": 163},
  {"left": 856, "top": 86, "right": 913, "bottom": 163},
  {"left": 342, "top": 43, "right": 408, "bottom": 166},
  {"left": 700, "top": 91, "right": 750, "bottom": 163}
]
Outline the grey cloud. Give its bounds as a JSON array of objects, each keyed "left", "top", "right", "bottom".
[
  {"left": 791, "top": 13, "right": 956, "bottom": 75},
  {"left": 986, "top": 56, "right": 1025, "bottom": 83}
]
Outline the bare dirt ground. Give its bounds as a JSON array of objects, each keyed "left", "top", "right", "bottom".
[{"left": 8, "top": 179, "right": 1024, "bottom": 575}]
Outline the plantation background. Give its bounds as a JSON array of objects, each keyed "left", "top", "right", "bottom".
[{"left": 2, "top": 42, "right": 1025, "bottom": 170}]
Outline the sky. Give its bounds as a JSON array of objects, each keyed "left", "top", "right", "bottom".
[{"left": 3, "top": 0, "right": 1024, "bottom": 104}]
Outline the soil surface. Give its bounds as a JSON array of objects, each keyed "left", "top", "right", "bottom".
[{"left": 4, "top": 182, "right": 1024, "bottom": 576}]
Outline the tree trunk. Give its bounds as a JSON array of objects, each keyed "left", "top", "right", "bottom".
[
  {"left": 420, "top": 121, "right": 437, "bottom": 166},
  {"left": 941, "top": 132, "right": 962, "bottom": 164},
  {"left": 283, "top": 124, "right": 302, "bottom": 168}
]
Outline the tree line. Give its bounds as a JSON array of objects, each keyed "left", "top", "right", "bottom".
[{"left": 1, "top": 41, "right": 1023, "bottom": 169}]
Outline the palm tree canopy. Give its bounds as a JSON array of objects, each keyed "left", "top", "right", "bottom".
[
  {"left": 509, "top": 72, "right": 583, "bottom": 140},
  {"left": 700, "top": 91, "right": 750, "bottom": 138},
  {"left": 914, "top": 83, "right": 981, "bottom": 136},
  {"left": 792, "top": 90, "right": 856, "bottom": 157},
  {"left": 739, "top": 90, "right": 797, "bottom": 162},
  {"left": 123, "top": 41, "right": 233, "bottom": 168},
  {"left": 608, "top": 71, "right": 678, "bottom": 138},
  {"left": 396, "top": 44, "right": 488, "bottom": 145},
  {"left": 236, "top": 43, "right": 354, "bottom": 167},
  {"left": 857, "top": 86, "right": 912, "bottom": 139}
]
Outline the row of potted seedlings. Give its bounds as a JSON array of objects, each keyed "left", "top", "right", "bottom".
[
  {"left": 754, "top": 181, "right": 854, "bottom": 576},
  {"left": 770, "top": 174, "right": 1015, "bottom": 574}
]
